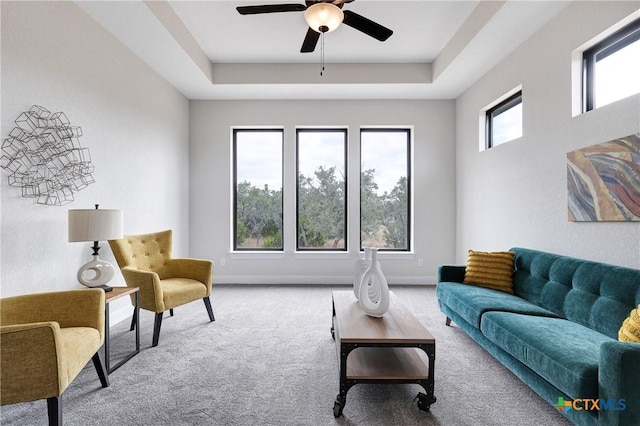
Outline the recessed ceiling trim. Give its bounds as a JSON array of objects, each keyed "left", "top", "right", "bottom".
[
  {"left": 143, "top": 0, "right": 213, "bottom": 83},
  {"left": 433, "top": 0, "right": 505, "bottom": 81},
  {"left": 211, "top": 63, "right": 432, "bottom": 85},
  {"left": 76, "top": 0, "right": 572, "bottom": 101}
]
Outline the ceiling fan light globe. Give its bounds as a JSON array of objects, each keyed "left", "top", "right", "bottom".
[{"left": 304, "top": 3, "right": 344, "bottom": 34}]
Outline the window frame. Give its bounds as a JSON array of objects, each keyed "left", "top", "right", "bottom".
[
  {"left": 232, "top": 128, "right": 284, "bottom": 252},
  {"left": 485, "top": 90, "right": 522, "bottom": 149},
  {"left": 295, "top": 127, "right": 348, "bottom": 252},
  {"left": 359, "top": 127, "right": 412, "bottom": 252},
  {"left": 583, "top": 18, "right": 640, "bottom": 112}
]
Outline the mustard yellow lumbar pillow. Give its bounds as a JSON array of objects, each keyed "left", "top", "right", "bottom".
[
  {"left": 463, "top": 250, "right": 515, "bottom": 294},
  {"left": 619, "top": 305, "right": 640, "bottom": 342}
]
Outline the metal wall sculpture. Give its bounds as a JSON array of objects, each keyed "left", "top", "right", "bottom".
[
  {"left": 0, "top": 105, "right": 95, "bottom": 206},
  {"left": 567, "top": 133, "right": 640, "bottom": 221}
]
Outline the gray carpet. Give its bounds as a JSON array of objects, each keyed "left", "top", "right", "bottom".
[{"left": 1, "top": 285, "right": 572, "bottom": 426}]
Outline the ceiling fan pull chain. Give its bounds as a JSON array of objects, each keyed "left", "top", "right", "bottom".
[{"left": 320, "top": 32, "right": 325, "bottom": 76}]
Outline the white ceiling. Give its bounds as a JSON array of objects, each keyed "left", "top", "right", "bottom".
[
  {"left": 76, "top": 0, "right": 571, "bottom": 100},
  {"left": 173, "top": 1, "right": 479, "bottom": 63}
]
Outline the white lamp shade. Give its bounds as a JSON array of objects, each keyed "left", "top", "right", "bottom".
[
  {"left": 68, "top": 209, "right": 123, "bottom": 242},
  {"left": 304, "top": 3, "right": 344, "bottom": 34}
]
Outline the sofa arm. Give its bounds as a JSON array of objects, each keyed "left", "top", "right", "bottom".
[
  {"left": 437, "top": 265, "right": 466, "bottom": 284},
  {"left": 599, "top": 341, "right": 640, "bottom": 425},
  {"left": 0, "top": 322, "right": 65, "bottom": 404}
]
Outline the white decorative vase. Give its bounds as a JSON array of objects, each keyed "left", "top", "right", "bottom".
[
  {"left": 353, "top": 248, "right": 372, "bottom": 300},
  {"left": 358, "top": 248, "right": 390, "bottom": 317}
]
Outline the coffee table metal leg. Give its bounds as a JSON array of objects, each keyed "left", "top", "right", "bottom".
[
  {"left": 414, "top": 343, "right": 437, "bottom": 410},
  {"left": 334, "top": 342, "right": 357, "bottom": 418}
]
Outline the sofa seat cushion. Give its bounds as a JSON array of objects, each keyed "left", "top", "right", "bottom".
[
  {"left": 481, "top": 311, "right": 613, "bottom": 400},
  {"left": 437, "top": 282, "right": 559, "bottom": 329}
]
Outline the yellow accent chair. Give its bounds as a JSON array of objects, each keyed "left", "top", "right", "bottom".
[
  {"left": 0, "top": 289, "right": 110, "bottom": 425},
  {"left": 108, "top": 230, "right": 215, "bottom": 347}
]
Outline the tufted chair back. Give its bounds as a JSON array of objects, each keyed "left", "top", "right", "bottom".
[{"left": 109, "top": 230, "right": 173, "bottom": 279}]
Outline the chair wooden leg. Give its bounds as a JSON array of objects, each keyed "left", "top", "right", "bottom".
[
  {"left": 152, "top": 312, "right": 163, "bottom": 347},
  {"left": 47, "top": 396, "right": 62, "bottom": 426},
  {"left": 445, "top": 317, "right": 452, "bottom": 326},
  {"left": 203, "top": 297, "right": 215, "bottom": 322},
  {"left": 170, "top": 308, "right": 174, "bottom": 317},
  {"left": 130, "top": 308, "right": 137, "bottom": 331},
  {"left": 92, "top": 351, "right": 110, "bottom": 388}
]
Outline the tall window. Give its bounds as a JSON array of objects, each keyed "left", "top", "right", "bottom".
[
  {"left": 485, "top": 91, "right": 522, "bottom": 148},
  {"left": 233, "top": 129, "right": 283, "bottom": 250},
  {"left": 583, "top": 19, "right": 640, "bottom": 111},
  {"left": 360, "top": 128, "right": 411, "bottom": 251},
  {"left": 296, "top": 129, "right": 347, "bottom": 251}
]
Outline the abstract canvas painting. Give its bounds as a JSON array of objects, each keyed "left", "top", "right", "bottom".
[{"left": 567, "top": 133, "right": 640, "bottom": 222}]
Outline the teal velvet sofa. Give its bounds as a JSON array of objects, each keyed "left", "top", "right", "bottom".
[{"left": 437, "top": 247, "right": 640, "bottom": 426}]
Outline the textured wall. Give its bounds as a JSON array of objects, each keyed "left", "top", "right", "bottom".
[
  {"left": 1, "top": 1, "right": 189, "bottom": 297},
  {"left": 189, "top": 100, "right": 456, "bottom": 284},
  {"left": 455, "top": 1, "right": 640, "bottom": 268}
]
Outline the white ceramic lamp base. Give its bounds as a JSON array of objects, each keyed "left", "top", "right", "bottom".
[{"left": 78, "top": 254, "right": 115, "bottom": 291}]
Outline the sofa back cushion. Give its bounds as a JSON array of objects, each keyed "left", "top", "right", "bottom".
[{"left": 511, "top": 247, "right": 640, "bottom": 339}]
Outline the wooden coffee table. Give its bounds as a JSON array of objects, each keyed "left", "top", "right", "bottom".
[{"left": 331, "top": 290, "right": 436, "bottom": 417}]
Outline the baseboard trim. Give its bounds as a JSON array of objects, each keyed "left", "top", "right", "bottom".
[
  {"left": 214, "top": 275, "right": 437, "bottom": 285},
  {"left": 108, "top": 277, "right": 437, "bottom": 324}
]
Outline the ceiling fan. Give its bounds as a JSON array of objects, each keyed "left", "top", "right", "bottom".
[{"left": 236, "top": 0, "right": 393, "bottom": 53}]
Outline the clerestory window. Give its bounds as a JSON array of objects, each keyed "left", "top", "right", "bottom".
[
  {"left": 485, "top": 91, "right": 523, "bottom": 149},
  {"left": 583, "top": 18, "right": 640, "bottom": 111}
]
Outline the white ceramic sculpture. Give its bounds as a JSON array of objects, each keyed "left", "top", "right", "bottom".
[
  {"left": 358, "top": 248, "right": 390, "bottom": 317},
  {"left": 353, "top": 248, "right": 372, "bottom": 300}
]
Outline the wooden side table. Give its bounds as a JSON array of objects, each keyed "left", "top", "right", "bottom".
[{"left": 104, "top": 287, "right": 140, "bottom": 374}]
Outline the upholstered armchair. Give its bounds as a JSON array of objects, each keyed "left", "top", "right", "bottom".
[
  {"left": 0, "top": 289, "right": 109, "bottom": 425},
  {"left": 108, "top": 230, "right": 215, "bottom": 347}
]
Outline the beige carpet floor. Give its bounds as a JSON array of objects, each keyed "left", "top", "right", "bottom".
[{"left": 1, "top": 285, "right": 572, "bottom": 426}]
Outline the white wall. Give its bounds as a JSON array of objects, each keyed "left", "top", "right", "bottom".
[
  {"left": 1, "top": 1, "right": 190, "bottom": 298},
  {"left": 189, "top": 100, "right": 456, "bottom": 284},
  {"left": 455, "top": 1, "right": 640, "bottom": 268},
  {"left": 3, "top": 1, "right": 636, "bottom": 297}
]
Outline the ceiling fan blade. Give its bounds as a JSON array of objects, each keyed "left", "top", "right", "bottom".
[
  {"left": 342, "top": 10, "right": 393, "bottom": 42},
  {"left": 301, "top": 27, "right": 320, "bottom": 53},
  {"left": 236, "top": 4, "right": 306, "bottom": 15}
]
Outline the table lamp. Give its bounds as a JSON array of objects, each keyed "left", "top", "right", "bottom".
[{"left": 68, "top": 204, "right": 123, "bottom": 291}]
